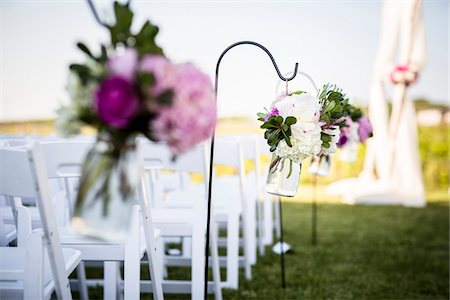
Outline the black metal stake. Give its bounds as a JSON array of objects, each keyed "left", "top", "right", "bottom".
[
  {"left": 312, "top": 174, "right": 318, "bottom": 245},
  {"left": 204, "top": 41, "right": 298, "bottom": 298}
]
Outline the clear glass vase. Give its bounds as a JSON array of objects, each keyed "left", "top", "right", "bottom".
[
  {"left": 265, "top": 154, "right": 301, "bottom": 197},
  {"left": 309, "top": 155, "right": 331, "bottom": 177},
  {"left": 71, "top": 132, "right": 141, "bottom": 242},
  {"left": 339, "top": 142, "right": 358, "bottom": 163}
]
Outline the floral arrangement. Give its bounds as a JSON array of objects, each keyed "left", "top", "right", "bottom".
[
  {"left": 336, "top": 106, "right": 373, "bottom": 162},
  {"left": 56, "top": 1, "right": 216, "bottom": 155},
  {"left": 258, "top": 84, "right": 352, "bottom": 164},
  {"left": 389, "top": 64, "right": 418, "bottom": 85},
  {"left": 57, "top": 1, "right": 216, "bottom": 240}
]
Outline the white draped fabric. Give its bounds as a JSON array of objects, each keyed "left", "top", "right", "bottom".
[{"left": 327, "top": 0, "right": 426, "bottom": 207}]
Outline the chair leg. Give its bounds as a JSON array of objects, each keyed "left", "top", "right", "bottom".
[
  {"left": 225, "top": 209, "right": 239, "bottom": 289},
  {"left": 192, "top": 203, "right": 206, "bottom": 299},
  {"left": 124, "top": 205, "right": 141, "bottom": 300},
  {"left": 210, "top": 221, "right": 223, "bottom": 300},
  {"left": 75, "top": 262, "right": 89, "bottom": 300},
  {"left": 182, "top": 237, "right": 192, "bottom": 258},
  {"left": 248, "top": 197, "right": 257, "bottom": 265},
  {"left": 104, "top": 262, "right": 119, "bottom": 300},
  {"left": 257, "top": 195, "right": 265, "bottom": 256}
]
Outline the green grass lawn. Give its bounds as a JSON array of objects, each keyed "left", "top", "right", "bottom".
[
  {"left": 221, "top": 200, "right": 449, "bottom": 300},
  {"left": 82, "top": 195, "right": 449, "bottom": 300}
]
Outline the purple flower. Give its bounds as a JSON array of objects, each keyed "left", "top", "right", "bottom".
[
  {"left": 357, "top": 117, "right": 373, "bottom": 142},
  {"left": 141, "top": 56, "right": 216, "bottom": 154},
  {"left": 337, "top": 117, "right": 352, "bottom": 147},
  {"left": 264, "top": 107, "right": 280, "bottom": 121},
  {"left": 95, "top": 76, "right": 139, "bottom": 129},
  {"left": 107, "top": 48, "right": 138, "bottom": 81},
  {"left": 337, "top": 133, "right": 348, "bottom": 147}
]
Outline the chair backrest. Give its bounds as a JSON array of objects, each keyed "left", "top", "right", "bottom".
[
  {"left": 40, "top": 140, "right": 93, "bottom": 178},
  {"left": 0, "top": 142, "right": 73, "bottom": 299},
  {"left": 139, "top": 140, "right": 209, "bottom": 175},
  {"left": 0, "top": 230, "right": 44, "bottom": 299}
]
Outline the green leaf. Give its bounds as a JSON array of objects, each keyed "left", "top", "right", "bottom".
[
  {"left": 261, "top": 122, "right": 277, "bottom": 129},
  {"left": 99, "top": 44, "right": 108, "bottom": 63},
  {"left": 323, "top": 101, "right": 336, "bottom": 113},
  {"left": 275, "top": 116, "right": 283, "bottom": 125},
  {"left": 77, "top": 42, "right": 97, "bottom": 61},
  {"left": 137, "top": 72, "right": 155, "bottom": 88},
  {"left": 282, "top": 130, "right": 292, "bottom": 147},
  {"left": 134, "top": 21, "right": 163, "bottom": 55},
  {"left": 267, "top": 129, "right": 280, "bottom": 146},
  {"left": 291, "top": 90, "right": 306, "bottom": 95},
  {"left": 257, "top": 112, "right": 266, "bottom": 119},
  {"left": 156, "top": 89, "right": 173, "bottom": 106},
  {"left": 285, "top": 116, "right": 297, "bottom": 125},
  {"left": 322, "top": 141, "right": 330, "bottom": 148},
  {"left": 321, "top": 134, "right": 332, "bottom": 142},
  {"left": 110, "top": 1, "right": 134, "bottom": 46}
]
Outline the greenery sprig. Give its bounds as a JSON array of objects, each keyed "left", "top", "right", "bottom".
[{"left": 257, "top": 113, "right": 297, "bottom": 152}]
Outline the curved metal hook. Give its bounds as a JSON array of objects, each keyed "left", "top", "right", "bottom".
[{"left": 215, "top": 41, "right": 299, "bottom": 92}]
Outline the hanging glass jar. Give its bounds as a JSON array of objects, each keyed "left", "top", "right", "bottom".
[
  {"left": 309, "top": 155, "right": 331, "bottom": 177},
  {"left": 339, "top": 142, "right": 358, "bottom": 163},
  {"left": 265, "top": 154, "right": 302, "bottom": 197},
  {"left": 71, "top": 132, "right": 141, "bottom": 242}
]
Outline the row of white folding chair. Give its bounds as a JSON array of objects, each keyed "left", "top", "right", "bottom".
[
  {"left": 146, "top": 138, "right": 253, "bottom": 289},
  {"left": 139, "top": 139, "right": 222, "bottom": 299},
  {"left": 0, "top": 140, "right": 164, "bottom": 300},
  {"left": 0, "top": 143, "right": 83, "bottom": 299},
  {"left": 219, "top": 134, "right": 281, "bottom": 254}
]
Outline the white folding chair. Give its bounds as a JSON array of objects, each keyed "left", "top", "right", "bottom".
[
  {"left": 139, "top": 140, "right": 222, "bottom": 300},
  {"left": 0, "top": 205, "right": 16, "bottom": 246},
  {"left": 0, "top": 142, "right": 82, "bottom": 299},
  {"left": 39, "top": 139, "right": 164, "bottom": 300},
  {"left": 213, "top": 138, "right": 255, "bottom": 285}
]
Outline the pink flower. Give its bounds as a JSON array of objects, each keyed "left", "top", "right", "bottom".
[
  {"left": 264, "top": 107, "right": 280, "bottom": 121},
  {"left": 107, "top": 48, "right": 138, "bottom": 81},
  {"left": 95, "top": 76, "right": 139, "bottom": 129},
  {"left": 140, "top": 55, "right": 176, "bottom": 96},
  {"left": 141, "top": 56, "right": 216, "bottom": 154},
  {"left": 357, "top": 117, "right": 373, "bottom": 142}
]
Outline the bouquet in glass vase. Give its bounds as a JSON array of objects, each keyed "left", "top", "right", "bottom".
[
  {"left": 309, "top": 84, "right": 353, "bottom": 176},
  {"left": 56, "top": 2, "right": 216, "bottom": 241},
  {"left": 336, "top": 106, "right": 373, "bottom": 163},
  {"left": 258, "top": 85, "right": 355, "bottom": 196}
]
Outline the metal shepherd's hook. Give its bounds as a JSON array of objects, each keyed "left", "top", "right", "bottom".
[{"left": 205, "top": 41, "right": 299, "bottom": 298}]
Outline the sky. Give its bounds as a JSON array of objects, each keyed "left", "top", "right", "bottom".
[{"left": 0, "top": 0, "right": 448, "bottom": 121}]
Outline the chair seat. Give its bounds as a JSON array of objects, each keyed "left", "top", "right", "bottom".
[
  {"left": 1, "top": 223, "right": 17, "bottom": 246},
  {"left": 0, "top": 247, "right": 81, "bottom": 299},
  {"left": 152, "top": 209, "right": 194, "bottom": 236},
  {"left": 59, "top": 226, "right": 161, "bottom": 261}
]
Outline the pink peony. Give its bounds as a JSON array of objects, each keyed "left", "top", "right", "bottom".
[
  {"left": 357, "top": 117, "right": 373, "bottom": 142},
  {"left": 107, "top": 48, "right": 138, "bottom": 81},
  {"left": 95, "top": 76, "right": 139, "bottom": 129},
  {"left": 140, "top": 55, "right": 176, "bottom": 96},
  {"left": 141, "top": 56, "right": 216, "bottom": 154}
]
